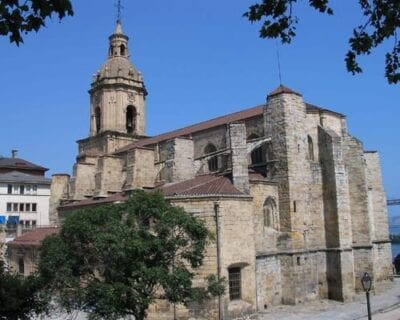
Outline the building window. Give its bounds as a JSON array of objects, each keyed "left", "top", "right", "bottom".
[
  {"left": 263, "top": 197, "right": 279, "bottom": 230},
  {"left": 19, "top": 203, "right": 24, "bottom": 212},
  {"left": 32, "top": 203, "right": 37, "bottom": 212},
  {"left": 126, "top": 105, "right": 137, "bottom": 134},
  {"left": 251, "top": 146, "right": 265, "bottom": 164},
  {"left": 6, "top": 203, "right": 11, "bottom": 212},
  {"left": 120, "top": 44, "right": 126, "bottom": 56},
  {"left": 7, "top": 184, "right": 12, "bottom": 194},
  {"left": 25, "top": 203, "right": 31, "bottom": 212},
  {"left": 18, "top": 257, "right": 24, "bottom": 275},
  {"left": 13, "top": 203, "right": 18, "bottom": 212},
  {"left": 308, "top": 135, "right": 314, "bottom": 161},
  {"left": 32, "top": 220, "right": 37, "bottom": 228},
  {"left": 228, "top": 267, "right": 241, "bottom": 300},
  {"left": 19, "top": 185, "right": 24, "bottom": 195},
  {"left": 95, "top": 107, "right": 101, "bottom": 134},
  {"left": 204, "top": 144, "right": 218, "bottom": 172}
]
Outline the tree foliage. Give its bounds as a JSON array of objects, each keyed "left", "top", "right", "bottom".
[
  {"left": 244, "top": 0, "right": 400, "bottom": 84},
  {"left": 0, "top": 0, "right": 73, "bottom": 45},
  {"left": 0, "top": 260, "right": 47, "bottom": 320},
  {"left": 38, "top": 190, "right": 224, "bottom": 320}
]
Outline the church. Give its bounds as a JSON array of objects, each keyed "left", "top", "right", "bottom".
[{"left": 46, "top": 20, "right": 392, "bottom": 319}]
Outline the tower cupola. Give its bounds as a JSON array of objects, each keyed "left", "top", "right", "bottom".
[{"left": 89, "top": 20, "right": 147, "bottom": 137}]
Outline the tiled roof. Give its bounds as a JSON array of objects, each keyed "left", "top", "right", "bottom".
[
  {"left": 0, "top": 171, "right": 51, "bottom": 184},
  {"left": 0, "top": 157, "right": 48, "bottom": 171},
  {"left": 115, "top": 104, "right": 265, "bottom": 154},
  {"left": 7, "top": 227, "right": 59, "bottom": 247},
  {"left": 267, "top": 85, "right": 302, "bottom": 98},
  {"left": 160, "top": 174, "right": 243, "bottom": 197},
  {"left": 115, "top": 98, "right": 343, "bottom": 155},
  {"left": 58, "top": 193, "right": 128, "bottom": 211}
]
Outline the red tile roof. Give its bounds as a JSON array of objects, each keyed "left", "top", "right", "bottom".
[
  {"left": 58, "top": 193, "right": 128, "bottom": 211},
  {"left": 115, "top": 104, "right": 265, "bottom": 154},
  {"left": 160, "top": 174, "right": 243, "bottom": 196},
  {"left": 7, "top": 227, "right": 59, "bottom": 247},
  {"left": 267, "top": 85, "right": 302, "bottom": 98}
]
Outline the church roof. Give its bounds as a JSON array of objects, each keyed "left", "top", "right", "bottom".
[
  {"left": 0, "top": 156, "right": 48, "bottom": 172},
  {"left": 0, "top": 171, "right": 51, "bottom": 184},
  {"left": 115, "top": 104, "right": 265, "bottom": 153},
  {"left": 267, "top": 85, "right": 302, "bottom": 98},
  {"left": 160, "top": 174, "right": 244, "bottom": 197},
  {"left": 7, "top": 227, "right": 59, "bottom": 247},
  {"left": 115, "top": 99, "right": 344, "bottom": 155}
]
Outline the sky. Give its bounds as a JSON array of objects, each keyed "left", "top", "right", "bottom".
[{"left": 0, "top": 1, "right": 399, "bottom": 214}]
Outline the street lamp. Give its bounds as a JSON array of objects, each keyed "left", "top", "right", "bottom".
[{"left": 361, "top": 272, "right": 372, "bottom": 320}]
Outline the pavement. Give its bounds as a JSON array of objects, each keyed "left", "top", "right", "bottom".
[{"left": 258, "top": 277, "right": 400, "bottom": 320}]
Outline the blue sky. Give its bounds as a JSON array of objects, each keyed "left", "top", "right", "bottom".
[{"left": 0, "top": 1, "right": 399, "bottom": 210}]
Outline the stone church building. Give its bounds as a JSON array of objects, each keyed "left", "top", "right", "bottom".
[{"left": 48, "top": 21, "right": 392, "bottom": 319}]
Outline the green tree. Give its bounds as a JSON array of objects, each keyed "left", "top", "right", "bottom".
[
  {"left": 38, "top": 190, "right": 224, "bottom": 320},
  {"left": 0, "top": 0, "right": 73, "bottom": 45},
  {"left": 0, "top": 260, "right": 47, "bottom": 320},
  {"left": 244, "top": 0, "right": 400, "bottom": 84}
]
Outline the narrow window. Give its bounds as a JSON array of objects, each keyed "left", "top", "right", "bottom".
[
  {"left": 208, "top": 156, "right": 218, "bottom": 172},
  {"left": 297, "top": 257, "right": 301, "bottom": 266},
  {"left": 19, "top": 203, "right": 24, "bottom": 212},
  {"left": 18, "top": 257, "right": 24, "bottom": 275},
  {"left": 204, "top": 144, "right": 218, "bottom": 172},
  {"left": 228, "top": 267, "right": 241, "bottom": 300},
  {"left": 95, "top": 107, "right": 101, "bottom": 134},
  {"left": 7, "top": 184, "right": 12, "bottom": 194},
  {"left": 251, "top": 146, "right": 265, "bottom": 164},
  {"left": 293, "top": 201, "right": 297, "bottom": 213},
  {"left": 120, "top": 44, "right": 126, "bottom": 56},
  {"left": 19, "top": 185, "right": 24, "bottom": 195},
  {"left": 32, "top": 220, "right": 37, "bottom": 228},
  {"left": 308, "top": 135, "right": 314, "bottom": 161},
  {"left": 32, "top": 203, "right": 37, "bottom": 212},
  {"left": 266, "top": 142, "right": 274, "bottom": 161},
  {"left": 6, "top": 203, "right": 12, "bottom": 212},
  {"left": 126, "top": 105, "right": 136, "bottom": 134},
  {"left": 13, "top": 203, "right": 18, "bottom": 212},
  {"left": 263, "top": 197, "right": 278, "bottom": 230},
  {"left": 26, "top": 185, "right": 31, "bottom": 194},
  {"left": 25, "top": 203, "right": 31, "bottom": 212}
]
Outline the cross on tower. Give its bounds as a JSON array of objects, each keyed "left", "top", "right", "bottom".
[{"left": 115, "top": 0, "right": 124, "bottom": 21}]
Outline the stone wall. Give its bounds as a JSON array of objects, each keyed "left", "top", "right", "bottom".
[
  {"left": 49, "top": 174, "right": 70, "bottom": 226},
  {"left": 94, "top": 156, "right": 124, "bottom": 197}
]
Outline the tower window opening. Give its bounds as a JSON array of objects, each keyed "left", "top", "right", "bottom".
[
  {"left": 120, "top": 44, "right": 126, "bottom": 56},
  {"left": 126, "top": 105, "right": 137, "bottom": 134},
  {"left": 95, "top": 107, "right": 101, "bottom": 134}
]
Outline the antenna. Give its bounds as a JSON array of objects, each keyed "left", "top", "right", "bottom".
[
  {"left": 275, "top": 41, "right": 283, "bottom": 85},
  {"left": 115, "top": 0, "right": 124, "bottom": 21}
]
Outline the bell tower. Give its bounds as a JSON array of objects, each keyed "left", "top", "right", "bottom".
[{"left": 89, "top": 20, "right": 147, "bottom": 137}]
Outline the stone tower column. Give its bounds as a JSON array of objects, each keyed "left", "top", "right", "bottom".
[{"left": 264, "top": 86, "right": 310, "bottom": 248}]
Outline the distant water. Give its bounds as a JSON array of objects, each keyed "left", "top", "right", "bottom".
[{"left": 392, "top": 243, "right": 400, "bottom": 259}]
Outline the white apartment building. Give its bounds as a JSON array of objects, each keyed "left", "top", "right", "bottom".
[{"left": 0, "top": 150, "right": 51, "bottom": 234}]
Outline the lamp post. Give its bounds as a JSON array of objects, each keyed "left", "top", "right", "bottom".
[{"left": 361, "top": 272, "right": 372, "bottom": 320}]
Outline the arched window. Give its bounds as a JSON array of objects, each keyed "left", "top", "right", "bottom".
[
  {"left": 120, "top": 44, "right": 126, "bottom": 56},
  {"left": 18, "top": 257, "right": 24, "bottom": 275},
  {"left": 263, "top": 197, "right": 278, "bottom": 230},
  {"left": 308, "top": 135, "right": 314, "bottom": 161},
  {"left": 204, "top": 144, "right": 218, "bottom": 172},
  {"left": 126, "top": 105, "right": 137, "bottom": 134},
  {"left": 95, "top": 107, "right": 101, "bottom": 134}
]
